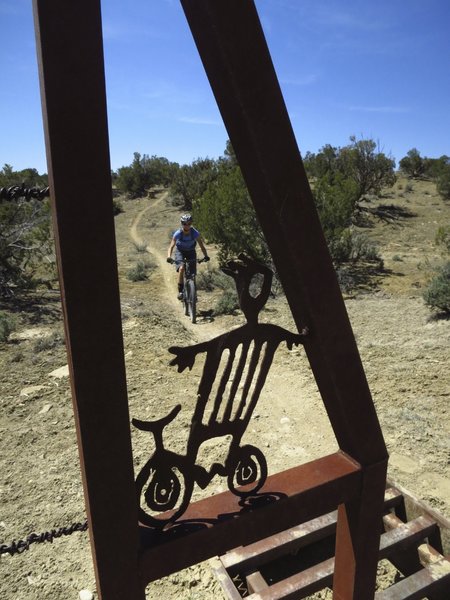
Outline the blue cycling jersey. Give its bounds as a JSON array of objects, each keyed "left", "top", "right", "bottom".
[{"left": 173, "top": 227, "right": 200, "bottom": 252}]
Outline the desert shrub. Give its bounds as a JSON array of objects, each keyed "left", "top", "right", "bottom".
[
  {"left": 328, "top": 230, "right": 382, "bottom": 267},
  {"left": 33, "top": 331, "right": 65, "bottom": 352},
  {"left": 349, "top": 233, "right": 383, "bottom": 265},
  {"left": 215, "top": 289, "right": 239, "bottom": 315},
  {"left": 335, "top": 268, "right": 356, "bottom": 294},
  {"left": 0, "top": 311, "right": 16, "bottom": 342},
  {"left": 0, "top": 192, "right": 54, "bottom": 296},
  {"left": 436, "top": 166, "right": 450, "bottom": 200},
  {"left": 115, "top": 153, "right": 177, "bottom": 198},
  {"left": 196, "top": 268, "right": 215, "bottom": 292},
  {"left": 194, "top": 162, "right": 271, "bottom": 266},
  {"left": 435, "top": 226, "right": 450, "bottom": 254},
  {"left": 170, "top": 158, "right": 219, "bottom": 210},
  {"left": 127, "top": 261, "right": 149, "bottom": 282},
  {"left": 423, "top": 262, "right": 450, "bottom": 314},
  {"left": 133, "top": 240, "right": 148, "bottom": 253},
  {"left": 10, "top": 350, "right": 24, "bottom": 363},
  {"left": 399, "top": 148, "right": 425, "bottom": 178},
  {"left": 112, "top": 198, "right": 123, "bottom": 215},
  {"left": 196, "top": 267, "right": 230, "bottom": 291}
]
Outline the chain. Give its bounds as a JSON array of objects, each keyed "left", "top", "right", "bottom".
[
  {"left": 0, "top": 520, "right": 88, "bottom": 556},
  {"left": 0, "top": 185, "right": 50, "bottom": 202}
]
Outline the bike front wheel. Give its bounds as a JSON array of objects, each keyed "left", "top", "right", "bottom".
[{"left": 185, "top": 279, "right": 196, "bottom": 324}]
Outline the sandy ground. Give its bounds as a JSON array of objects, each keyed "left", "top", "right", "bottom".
[{"left": 1, "top": 181, "right": 449, "bottom": 599}]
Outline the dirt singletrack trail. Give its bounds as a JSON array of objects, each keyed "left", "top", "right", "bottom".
[
  {"left": 128, "top": 191, "right": 204, "bottom": 335},
  {"left": 129, "top": 191, "right": 223, "bottom": 340}
]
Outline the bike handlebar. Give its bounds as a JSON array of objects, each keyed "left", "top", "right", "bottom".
[{"left": 167, "top": 256, "right": 209, "bottom": 265}]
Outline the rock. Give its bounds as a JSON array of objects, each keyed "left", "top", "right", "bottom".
[
  {"left": 79, "top": 590, "right": 94, "bottom": 600},
  {"left": 49, "top": 365, "right": 69, "bottom": 379},
  {"left": 20, "top": 385, "right": 46, "bottom": 398},
  {"left": 280, "top": 416, "right": 290, "bottom": 425},
  {"left": 38, "top": 403, "right": 53, "bottom": 414}
]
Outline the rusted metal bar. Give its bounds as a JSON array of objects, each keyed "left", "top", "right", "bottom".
[
  {"left": 32, "top": 2, "right": 144, "bottom": 599},
  {"left": 248, "top": 557, "right": 335, "bottom": 600},
  {"left": 215, "top": 487, "right": 450, "bottom": 600},
  {"left": 221, "top": 487, "right": 405, "bottom": 577},
  {"left": 388, "top": 478, "right": 449, "bottom": 554},
  {"left": 179, "top": 3, "right": 388, "bottom": 595},
  {"left": 179, "top": 0, "right": 387, "bottom": 469},
  {"left": 210, "top": 561, "right": 246, "bottom": 600},
  {"left": 417, "top": 544, "right": 450, "bottom": 600},
  {"left": 221, "top": 511, "right": 337, "bottom": 575},
  {"left": 246, "top": 571, "right": 269, "bottom": 593},
  {"left": 380, "top": 516, "right": 441, "bottom": 559},
  {"left": 138, "top": 452, "right": 361, "bottom": 584},
  {"left": 375, "top": 556, "right": 450, "bottom": 600},
  {"left": 384, "top": 487, "right": 408, "bottom": 522}
]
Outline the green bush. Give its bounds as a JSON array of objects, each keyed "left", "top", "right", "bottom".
[
  {"left": 214, "top": 289, "right": 239, "bottom": 315},
  {"left": 133, "top": 241, "right": 148, "bottom": 253},
  {"left": 423, "top": 262, "right": 450, "bottom": 314},
  {"left": 399, "top": 148, "right": 425, "bottom": 179},
  {"left": 196, "top": 267, "right": 229, "bottom": 292},
  {"left": 33, "top": 331, "right": 65, "bottom": 352},
  {"left": 194, "top": 163, "right": 271, "bottom": 266},
  {"left": 437, "top": 166, "right": 450, "bottom": 200},
  {"left": 113, "top": 198, "right": 124, "bottom": 215},
  {"left": 435, "top": 226, "right": 450, "bottom": 254},
  {"left": 328, "top": 230, "right": 383, "bottom": 267},
  {"left": 127, "top": 261, "right": 149, "bottom": 282},
  {"left": 115, "top": 153, "right": 178, "bottom": 198},
  {"left": 0, "top": 311, "right": 16, "bottom": 342}
]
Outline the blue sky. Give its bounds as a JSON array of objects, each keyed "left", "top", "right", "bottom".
[{"left": 1, "top": 0, "right": 449, "bottom": 175}]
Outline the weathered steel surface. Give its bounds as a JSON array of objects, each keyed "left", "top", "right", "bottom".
[
  {"left": 247, "top": 557, "right": 335, "bottom": 600},
  {"left": 214, "top": 487, "right": 450, "bottom": 600},
  {"left": 375, "top": 556, "right": 450, "bottom": 600},
  {"left": 221, "top": 511, "right": 337, "bottom": 574},
  {"left": 138, "top": 452, "right": 361, "bottom": 584},
  {"left": 179, "top": 0, "right": 387, "bottom": 468},
  {"left": 246, "top": 571, "right": 269, "bottom": 593},
  {"left": 179, "top": 3, "right": 388, "bottom": 595},
  {"left": 32, "top": 1, "right": 144, "bottom": 598}
]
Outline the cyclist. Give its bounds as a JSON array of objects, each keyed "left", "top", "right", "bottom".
[{"left": 167, "top": 213, "right": 209, "bottom": 299}]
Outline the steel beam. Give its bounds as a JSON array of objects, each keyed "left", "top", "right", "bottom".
[
  {"left": 179, "top": 0, "right": 387, "bottom": 468},
  {"left": 179, "top": 1, "right": 388, "bottom": 598},
  {"left": 139, "top": 452, "right": 361, "bottom": 584},
  {"left": 32, "top": 2, "right": 144, "bottom": 598}
]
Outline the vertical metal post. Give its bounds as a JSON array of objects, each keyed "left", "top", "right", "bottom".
[
  {"left": 32, "top": 2, "right": 144, "bottom": 598},
  {"left": 179, "top": 1, "right": 388, "bottom": 597}
]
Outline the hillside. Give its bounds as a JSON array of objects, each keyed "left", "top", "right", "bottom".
[{"left": 0, "top": 177, "right": 449, "bottom": 599}]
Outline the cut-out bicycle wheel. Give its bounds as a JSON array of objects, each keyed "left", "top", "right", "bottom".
[
  {"left": 227, "top": 444, "right": 267, "bottom": 496},
  {"left": 136, "top": 462, "right": 192, "bottom": 528}
]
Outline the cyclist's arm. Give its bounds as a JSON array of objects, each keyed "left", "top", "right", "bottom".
[
  {"left": 197, "top": 235, "right": 208, "bottom": 258},
  {"left": 167, "top": 237, "right": 176, "bottom": 259}
]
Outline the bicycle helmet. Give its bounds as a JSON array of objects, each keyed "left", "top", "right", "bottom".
[{"left": 180, "top": 213, "right": 193, "bottom": 224}]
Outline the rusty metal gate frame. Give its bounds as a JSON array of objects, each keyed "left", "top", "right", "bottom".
[{"left": 32, "top": 1, "right": 388, "bottom": 599}]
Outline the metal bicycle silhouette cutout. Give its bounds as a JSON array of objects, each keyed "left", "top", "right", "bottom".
[{"left": 132, "top": 255, "right": 308, "bottom": 528}]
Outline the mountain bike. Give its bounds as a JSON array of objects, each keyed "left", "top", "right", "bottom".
[{"left": 180, "top": 256, "right": 207, "bottom": 324}]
